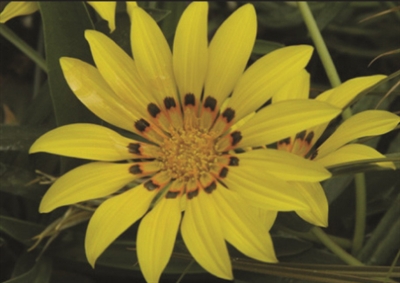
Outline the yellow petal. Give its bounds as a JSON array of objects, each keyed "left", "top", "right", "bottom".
[
  {"left": 87, "top": 2, "right": 116, "bottom": 32},
  {"left": 0, "top": 2, "right": 38, "bottom": 23},
  {"left": 126, "top": 2, "right": 137, "bottom": 18},
  {"left": 316, "top": 110, "right": 400, "bottom": 159},
  {"left": 223, "top": 165, "right": 309, "bottom": 211},
  {"left": 203, "top": 4, "right": 256, "bottom": 108},
  {"left": 294, "top": 182, "right": 328, "bottom": 227},
  {"left": 59, "top": 57, "right": 139, "bottom": 132},
  {"left": 225, "top": 100, "right": 340, "bottom": 149},
  {"left": 173, "top": 2, "right": 208, "bottom": 105},
  {"left": 238, "top": 149, "right": 331, "bottom": 182},
  {"left": 181, "top": 190, "right": 232, "bottom": 280},
  {"left": 84, "top": 30, "right": 155, "bottom": 120},
  {"left": 316, "top": 143, "right": 396, "bottom": 169},
  {"left": 130, "top": 7, "right": 178, "bottom": 108},
  {"left": 272, "top": 69, "right": 310, "bottom": 103},
  {"left": 213, "top": 187, "right": 277, "bottom": 262},
  {"left": 227, "top": 45, "right": 313, "bottom": 123},
  {"left": 86, "top": 183, "right": 158, "bottom": 267},
  {"left": 39, "top": 162, "right": 156, "bottom": 213},
  {"left": 29, "top": 123, "right": 151, "bottom": 161},
  {"left": 256, "top": 209, "right": 278, "bottom": 229},
  {"left": 137, "top": 197, "right": 181, "bottom": 283},
  {"left": 317, "top": 75, "right": 386, "bottom": 109}
]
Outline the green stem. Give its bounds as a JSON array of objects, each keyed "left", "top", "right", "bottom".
[
  {"left": 297, "top": 2, "right": 341, "bottom": 88},
  {"left": 298, "top": 1, "right": 367, "bottom": 257},
  {"left": 352, "top": 173, "right": 367, "bottom": 255},
  {"left": 278, "top": 225, "right": 352, "bottom": 250},
  {"left": 0, "top": 23, "right": 48, "bottom": 72},
  {"left": 311, "top": 227, "right": 364, "bottom": 266}
]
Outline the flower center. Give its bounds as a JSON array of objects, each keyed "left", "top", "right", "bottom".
[{"left": 159, "top": 110, "right": 218, "bottom": 180}]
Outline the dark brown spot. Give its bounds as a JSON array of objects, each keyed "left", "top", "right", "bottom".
[
  {"left": 134, "top": 119, "right": 150, "bottom": 132},
  {"left": 278, "top": 137, "right": 291, "bottom": 145},
  {"left": 230, "top": 131, "right": 242, "bottom": 146},
  {"left": 295, "top": 130, "right": 306, "bottom": 141},
  {"left": 229, "top": 156, "right": 239, "bottom": 166},
  {"left": 129, "top": 164, "right": 142, "bottom": 174},
  {"left": 310, "top": 150, "right": 318, "bottom": 160},
  {"left": 219, "top": 167, "right": 228, "bottom": 178},
  {"left": 204, "top": 96, "right": 217, "bottom": 111},
  {"left": 204, "top": 181, "right": 216, "bottom": 194},
  {"left": 166, "top": 191, "right": 180, "bottom": 199},
  {"left": 147, "top": 103, "right": 161, "bottom": 118},
  {"left": 187, "top": 189, "right": 199, "bottom": 199},
  {"left": 128, "top": 143, "right": 141, "bottom": 154},
  {"left": 144, "top": 180, "right": 159, "bottom": 191},
  {"left": 184, "top": 93, "right": 195, "bottom": 106},
  {"left": 305, "top": 131, "right": 314, "bottom": 144},
  {"left": 164, "top": 97, "right": 176, "bottom": 109},
  {"left": 233, "top": 148, "right": 245, "bottom": 153},
  {"left": 222, "top": 108, "right": 235, "bottom": 123}
]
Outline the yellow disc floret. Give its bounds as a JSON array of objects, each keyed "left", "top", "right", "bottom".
[{"left": 159, "top": 109, "right": 218, "bottom": 180}]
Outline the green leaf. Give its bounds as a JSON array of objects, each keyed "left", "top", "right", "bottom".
[
  {"left": 357, "top": 194, "right": 400, "bottom": 264},
  {"left": 143, "top": 7, "right": 171, "bottom": 23},
  {"left": 252, "top": 39, "right": 284, "bottom": 56},
  {"left": 0, "top": 215, "right": 45, "bottom": 246},
  {"left": 95, "top": 12, "right": 132, "bottom": 57},
  {"left": 0, "top": 163, "right": 48, "bottom": 201},
  {"left": 158, "top": 2, "right": 187, "bottom": 46},
  {"left": 275, "top": 212, "right": 313, "bottom": 233},
  {"left": 38, "top": 2, "right": 99, "bottom": 127},
  {"left": 322, "top": 175, "right": 353, "bottom": 204},
  {"left": 312, "top": 2, "right": 349, "bottom": 32},
  {"left": 0, "top": 126, "right": 49, "bottom": 152},
  {"left": 39, "top": 2, "right": 101, "bottom": 172},
  {"left": 52, "top": 232, "right": 205, "bottom": 275},
  {"left": 5, "top": 254, "right": 52, "bottom": 283},
  {"left": 273, "top": 235, "right": 313, "bottom": 257},
  {"left": 21, "top": 82, "right": 55, "bottom": 126},
  {"left": 253, "top": 2, "right": 303, "bottom": 29},
  {"left": 327, "top": 154, "right": 400, "bottom": 176}
]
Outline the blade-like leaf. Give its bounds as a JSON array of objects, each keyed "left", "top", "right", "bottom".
[
  {"left": 5, "top": 254, "right": 52, "bottom": 283},
  {"left": 38, "top": 2, "right": 99, "bottom": 127},
  {"left": 0, "top": 215, "right": 45, "bottom": 246},
  {"left": 38, "top": 2, "right": 101, "bottom": 172}
]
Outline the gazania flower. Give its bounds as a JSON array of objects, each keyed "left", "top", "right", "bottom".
[
  {"left": 272, "top": 71, "right": 399, "bottom": 226},
  {"left": 0, "top": 1, "right": 133, "bottom": 32},
  {"left": 30, "top": 3, "right": 342, "bottom": 282}
]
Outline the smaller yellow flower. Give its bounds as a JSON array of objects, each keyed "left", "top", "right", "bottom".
[{"left": 272, "top": 71, "right": 399, "bottom": 226}]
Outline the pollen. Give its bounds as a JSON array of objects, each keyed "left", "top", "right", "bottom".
[{"left": 159, "top": 109, "right": 219, "bottom": 180}]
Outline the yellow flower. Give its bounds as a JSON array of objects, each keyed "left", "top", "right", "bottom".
[
  {"left": 273, "top": 70, "right": 399, "bottom": 226},
  {"left": 0, "top": 1, "right": 134, "bottom": 32},
  {"left": 30, "top": 3, "right": 343, "bottom": 282}
]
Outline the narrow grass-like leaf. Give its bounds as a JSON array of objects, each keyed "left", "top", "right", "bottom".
[
  {"left": 0, "top": 215, "right": 45, "bottom": 246},
  {"left": 327, "top": 154, "right": 400, "bottom": 176},
  {"left": 357, "top": 195, "right": 400, "bottom": 264},
  {"left": 38, "top": 2, "right": 99, "bottom": 127},
  {"left": 313, "top": 2, "right": 349, "bottom": 32},
  {"left": 0, "top": 126, "right": 49, "bottom": 152},
  {"left": 252, "top": 39, "right": 284, "bottom": 56},
  {"left": 38, "top": 2, "right": 100, "bottom": 172},
  {"left": 5, "top": 254, "right": 52, "bottom": 283}
]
